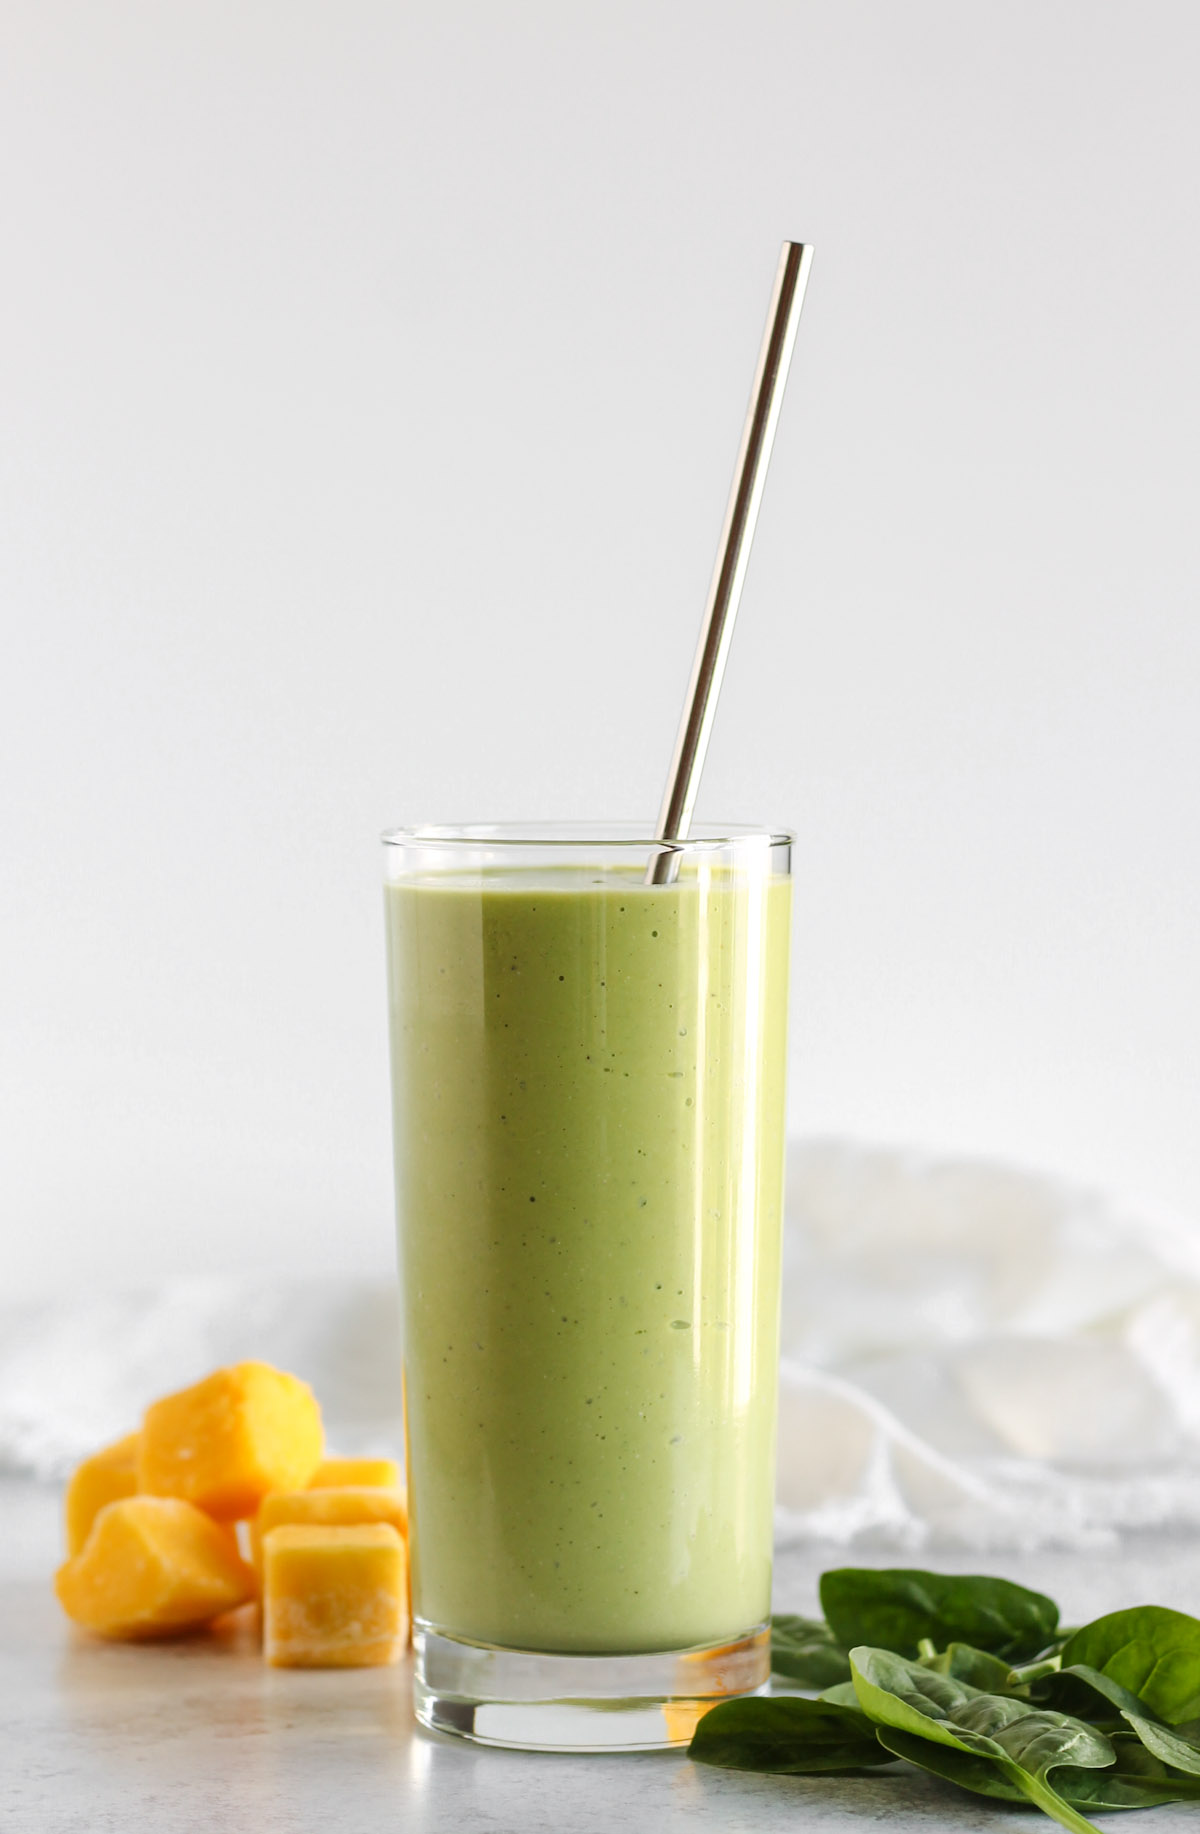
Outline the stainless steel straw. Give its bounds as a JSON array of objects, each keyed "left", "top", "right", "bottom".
[{"left": 648, "top": 240, "right": 813, "bottom": 884}]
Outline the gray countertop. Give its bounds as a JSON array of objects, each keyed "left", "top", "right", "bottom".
[{"left": 3, "top": 1480, "right": 1197, "bottom": 1834}]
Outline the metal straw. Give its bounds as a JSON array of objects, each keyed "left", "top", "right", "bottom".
[{"left": 648, "top": 240, "right": 813, "bottom": 885}]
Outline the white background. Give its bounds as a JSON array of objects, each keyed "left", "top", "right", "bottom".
[{"left": 3, "top": 0, "right": 1198, "bottom": 1298}]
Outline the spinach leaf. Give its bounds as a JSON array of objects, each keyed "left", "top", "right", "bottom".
[
  {"left": 1010, "top": 1637, "right": 1074, "bottom": 1685},
  {"left": 1105, "top": 1731, "right": 1175, "bottom": 1774},
  {"left": 878, "top": 1725, "right": 1200, "bottom": 1811},
  {"left": 850, "top": 1646, "right": 1113, "bottom": 1833},
  {"left": 920, "top": 1641, "right": 1028, "bottom": 1695},
  {"left": 1121, "top": 1710, "right": 1200, "bottom": 1776},
  {"left": 1030, "top": 1662, "right": 1160, "bottom": 1726},
  {"left": 1057, "top": 1731, "right": 1200, "bottom": 1808},
  {"left": 1055, "top": 1768, "right": 1200, "bottom": 1809},
  {"left": 873, "top": 1725, "right": 1027, "bottom": 1801},
  {"left": 849, "top": 1646, "right": 999, "bottom": 1752},
  {"left": 688, "top": 1694, "right": 895, "bottom": 1773},
  {"left": 1060, "top": 1607, "right": 1200, "bottom": 1725},
  {"left": 821, "top": 1567, "right": 1059, "bottom": 1662},
  {"left": 770, "top": 1613, "right": 852, "bottom": 1687},
  {"left": 819, "top": 1680, "right": 863, "bottom": 1709}
]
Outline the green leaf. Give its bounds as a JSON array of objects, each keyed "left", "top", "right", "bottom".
[
  {"left": 850, "top": 1647, "right": 1113, "bottom": 1834},
  {"left": 920, "top": 1641, "right": 1029, "bottom": 1694},
  {"left": 874, "top": 1725, "right": 1033, "bottom": 1802},
  {"left": 849, "top": 1646, "right": 996, "bottom": 1753},
  {"left": 1060, "top": 1607, "right": 1200, "bottom": 1725},
  {"left": 1106, "top": 1729, "right": 1190, "bottom": 1777},
  {"left": 770, "top": 1613, "right": 852, "bottom": 1687},
  {"left": 687, "top": 1695, "right": 896, "bottom": 1774},
  {"left": 1030, "top": 1662, "right": 1161, "bottom": 1725},
  {"left": 818, "top": 1680, "right": 862, "bottom": 1709},
  {"left": 878, "top": 1726, "right": 1200, "bottom": 1811},
  {"left": 1122, "top": 1710, "right": 1200, "bottom": 1776},
  {"left": 821, "top": 1567, "right": 1059, "bottom": 1662},
  {"left": 1057, "top": 1734, "right": 1200, "bottom": 1808},
  {"left": 1052, "top": 1770, "right": 1200, "bottom": 1809},
  {"left": 970, "top": 1705, "right": 1113, "bottom": 1779}
]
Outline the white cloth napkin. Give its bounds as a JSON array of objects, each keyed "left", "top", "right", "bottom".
[
  {"left": 5, "top": 1140, "right": 1200, "bottom": 1550},
  {"left": 775, "top": 1141, "right": 1200, "bottom": 1548}
]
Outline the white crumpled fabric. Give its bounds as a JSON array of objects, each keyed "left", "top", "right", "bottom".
[
  {"left": 5, "top": 1140, "right": 1200, "bottom": 1551},
  {"left": 775, "top": 1141, "right": 1200, "bottom": 1549}
]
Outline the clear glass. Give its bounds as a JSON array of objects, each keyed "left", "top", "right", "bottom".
[{"left": 383, "top": 823, "right": 792, "bottom": 1750}]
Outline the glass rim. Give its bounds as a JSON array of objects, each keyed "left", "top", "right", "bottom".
[{"left": 380, "top": 821, "right": 794, "bottom": 851}]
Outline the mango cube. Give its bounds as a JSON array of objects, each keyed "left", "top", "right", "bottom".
[
  {"left": 263, "top": 1524, "right": 408, "bottom": 1668},
  {"left": 64, "top": 1431, "right": 140, "bottom": 1556},
  {"left": 310, "top": 1456, "right": 400, "bottom": 1490},
  {"left": 138, "top": 1361, "right": 323, "bottom": 1521},
  {"left": 55, "top": 1496, "right": 255, "bottom": 1639},
  {"left": 250, "top": 1484, "right": 408, "bottom": 1575}
]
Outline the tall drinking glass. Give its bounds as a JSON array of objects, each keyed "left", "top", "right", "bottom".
[{"left": 383, "top": 823, "right": 792, "bottom": 1750}]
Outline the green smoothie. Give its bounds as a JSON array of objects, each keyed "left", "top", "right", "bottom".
[{"left": 385, "top": 862, "right": 790, "bottom": 1654}]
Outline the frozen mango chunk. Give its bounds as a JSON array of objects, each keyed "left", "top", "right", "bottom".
[
  {"left": 250, "top": 1484, "right": 408, "bottom": 1575},
  {"left": 139, "top": 1361, "right": 323, "bottom": 1521},
  {"left": 263, "top": 1523, "right": 408, "bottom": 1668},
  {"left": 64, "top": 1431, "right": 140, "bottom": 1556},
  {"left": 310, "top": 1456, "right": 400, "bottom": 1490},
  {"left": 55, "top": 1496, "right": 255, "bottom": 1639}
]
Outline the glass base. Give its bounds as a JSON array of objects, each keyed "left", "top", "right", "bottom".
[{"left": 413, "top": 1622, "right": 770, "bottom": 1751}]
